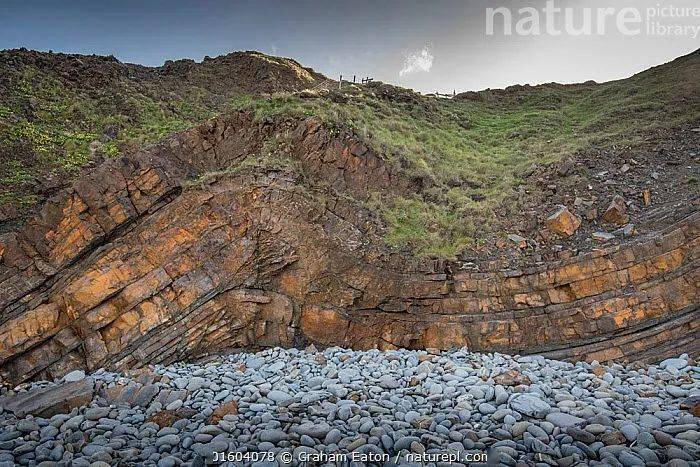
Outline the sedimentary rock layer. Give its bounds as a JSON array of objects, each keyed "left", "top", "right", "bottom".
[{"left": 0, "top": 112, "right": 697, "bottom": 385}]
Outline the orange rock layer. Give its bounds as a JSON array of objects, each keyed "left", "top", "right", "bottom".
[{"left": 0, "top": 112, "right": 697, "bottom": 385}]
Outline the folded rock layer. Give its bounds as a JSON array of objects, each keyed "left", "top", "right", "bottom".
[{"left": 1, "top": 112, "right": 697, "bottom": 385}]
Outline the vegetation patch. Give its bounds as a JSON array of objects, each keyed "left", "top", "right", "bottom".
[
  {"left": 1, "top": 49, "right": 697, "bottom": 257},
  {"left": 227, "top": 53, "right": 699, "bottom": 256}
]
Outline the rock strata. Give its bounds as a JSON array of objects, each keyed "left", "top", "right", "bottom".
[{"left": 0, "top": 111, "right": 698, "bottom": 385}]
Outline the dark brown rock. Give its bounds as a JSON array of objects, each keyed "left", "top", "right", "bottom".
[
  {"left": 0, "top": 378, "right": 95, "bottom": 418},
  {"left": 602, "top": 431, "right": 627, "bottom": 446},
  {"left": 210, "top": 400, "right": 239, "bottom": 424},
  {"left": 652, "top": 430, "right": 674, "bottom": 446},
  {"left": 493, "top": 369, "right": 531, "bottom": 387},
  {"left": 602, "top": 195, "right": 629, "bottom": 226},
  {"left": 147, "top": 408, "right": 198, "bottom": 428},
  {"left": 567, "top": 427, "right": 595, "bottom": 444},
  {"left": 679, "top": 396, "right": 700, "bottom": 417}
]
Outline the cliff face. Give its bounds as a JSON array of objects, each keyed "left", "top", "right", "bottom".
[
  {"left": 1, "top": 112, "right": 697, "bottom": 385},
  {"left": 0, "top": 49, "right": 330, "bottom": 220}
]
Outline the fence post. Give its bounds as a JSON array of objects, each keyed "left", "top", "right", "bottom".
[{"left": 339, "top": 75, "right": 342, "bottom": 90}]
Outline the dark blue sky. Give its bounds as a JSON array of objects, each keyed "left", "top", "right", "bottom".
[{"left": 2, "top": 0, "right": 698, "bottom": 92}]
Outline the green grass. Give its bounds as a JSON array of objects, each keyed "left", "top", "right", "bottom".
[
  {"left": 227, "top": 56, "right": 699, "bottom": 257},
  {"left": 0, "top": 65, "right": 218, "bottom": 208},
  {"left": 1, "top": 49, "right": 698, "bottom": 257},
  {"left": 182, "top": 134, "right": 305, "bottom": 190}
]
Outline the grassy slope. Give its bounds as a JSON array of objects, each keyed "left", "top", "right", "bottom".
[
  {"left": 0, "top": 66, "right": 216, "bottom": 208},
  {"left": 229, "top": 50, "right": 699, "bottom": 256},
  {"left": 1, "top": 49, "right": 698, "bottom": 257},
  {"left": 0, "top": 50, "right": 322, "bottom": 209}
]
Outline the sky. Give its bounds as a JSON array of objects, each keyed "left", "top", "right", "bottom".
[{"left": 1, "top": 0, "right": 698, "bottom": 93}]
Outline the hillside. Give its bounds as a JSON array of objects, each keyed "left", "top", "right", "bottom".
[
  {"left": 0, "top": 48, "right": 698, "bottom": 390},
  {"left": 1, "top": 48, "right": 698, "bottom": 261},
  {"left": 230, "top": 49, "right": 700, "bottom": 257},
  {"left": 0, "top": 48, "right": 327, "bottom": 217}
]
